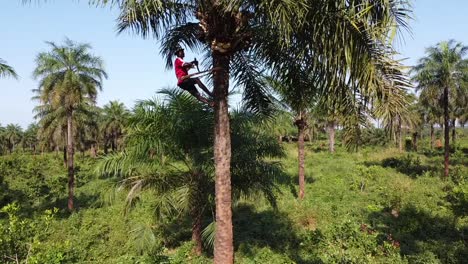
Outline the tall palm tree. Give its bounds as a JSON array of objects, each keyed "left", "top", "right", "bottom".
[
  {"left": 411, "top": 40, "right": 468, "bottom": 177},
  {"left": 0, "top": 58, "right": 18, "bottom": 79},
  {"left": 100, "top": 100, "right": 130, "bottom": 152},
  {"left": 87, "top": 1, "right": 411, "bottom": 261},
  {"left": 32, "top": 38, "right": 107, "bottom": 211}
]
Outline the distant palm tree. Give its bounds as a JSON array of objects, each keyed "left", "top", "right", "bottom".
[
  {"left": 22, "top": 123, "right": 39, "bottom": 154},
  {"left": 101, "top": 101, "right": 129, "bottom": 152},
  {"left": 3, "top": 124, "right": 23, "bottom": 154},
  {"left": 375, "top": 89, "right": 418, "bottom": 152},
  {"left": 0, "top": 124, "right": 5, "bottom": 155},
  {"left": 0, "top": 58, "right": 18, "bottom": 79},
  {"left": 32, "top": 38, "right": 107, "bottom": 211},
  {"left": 411, "top": 40, "right": 468, "bottom": 177},
  {"left": 418, "top": 90, "right": 440, "bottom": 149}
]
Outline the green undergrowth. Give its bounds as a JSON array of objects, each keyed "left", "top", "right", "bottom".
[{"left": 1, "top": 135, "right": 467, "bottom": 263}]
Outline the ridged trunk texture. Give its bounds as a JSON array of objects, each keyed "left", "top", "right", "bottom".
[
  {"left": 67, "top": 113, "right": 75, "bottom": 211},
  {"left": 191, "top": 208, "right": 203, "bottom": 255},
  {"left": 443, "top": 87, "right": 450, "bottom": 178},
  {"left": 296, "top": 115, "right": 306, "bottom": 200},
  {"left": 328, "top": 121, "right": 335, "bottom": 153},
  {"left": 212, "top": 54, "right": 233, "bottom": 264}
]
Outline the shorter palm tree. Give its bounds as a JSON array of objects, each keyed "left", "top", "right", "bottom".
[
  {"left": 22, "top": 123, "right": 39, "bottom": 154},
  {"left": 3, "top": 124, "right": 23, "bottom": 154},
  {"left": 98, "top": 89, "right": 284, "bottom": 255},
  {"left": 100, "top": 101, "right": 130, "bottom": 153}
]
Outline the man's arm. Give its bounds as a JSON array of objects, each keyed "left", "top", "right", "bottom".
[{"left": 182, "top": 62, "right": 194, "bottom": 69}]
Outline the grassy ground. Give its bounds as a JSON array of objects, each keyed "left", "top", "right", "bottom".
[{"left": 1, "top": 132, "right": 467, "bottom": 263}]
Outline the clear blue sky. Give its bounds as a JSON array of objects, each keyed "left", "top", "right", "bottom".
[{"left": 1, "top": 0, "right": 467, "bottom": 128}]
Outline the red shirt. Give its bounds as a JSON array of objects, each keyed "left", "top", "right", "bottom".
[{"left": 175, "top": 57, "right": 188, "bottom": 85}]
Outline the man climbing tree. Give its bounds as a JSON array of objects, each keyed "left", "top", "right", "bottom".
[{"left": 174, "top": 46, "right": 214, "bottom": 106}]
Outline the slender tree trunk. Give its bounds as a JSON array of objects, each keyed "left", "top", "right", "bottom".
[
  {"left": 296, "top": 114, "right": 306, "bottom": 200},
  {"left": 190, "top": 172, "right": 204, "bottom": 256},
  {"left": 328, "top": 121, "right": 335, "bottom": 153},
  {"left": 111, "top": 136, "right": 116, "bottom": 152},
  {"left": 104, "top": 141, "right": 108, "bottom": 155},
  {"left": 451, "top": 119, "right": 456, "bottom": 146},
  {"left": 430, "top": 124, "right": 434, "bottom": 150},
  {"left": 212, "top": 54, "right": 233, "bottom": 264},
  {"left": 90, "top": 144, "right": 97, "bottom": 158},
  {"left": 412, "top": 132, "right": 418, "bottom": 152},
  {"left": 67, "top": 112, "right": 75, "bottom": 211},
  {"left": 443, "top": 87, "right": 450, "bottom": 178},
  {"left": 63, "top": 146, "right": 67, "bottom": 168},
  {"left": 191, "top": 207, "right": 203, "bottom": 255},
  {"left": 397, "top": 116, "right": 403, "bottom": 152}
]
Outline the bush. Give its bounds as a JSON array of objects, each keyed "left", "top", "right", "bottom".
[
  {"left": 381, "top": 154, "right": 426, "bottom": 177},
  {"left": 0, "top": 203, "right": 59, "bottom": 264},
  {"left": 307, "top": 219, "right": 403, "bottom": 264},
  {"left": 446, "top": 183, "right": 468, "bottom": 218}
]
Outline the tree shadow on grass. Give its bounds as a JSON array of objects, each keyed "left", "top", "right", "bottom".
[
  {"left": 234, "top": 204, "right": 321, "bottom": 263},
  {"left": 368, "top": 205, "right": 468, "bottom": 263},
  {"left": 363, "top": 155, "right": 436, "bottom": 178}
]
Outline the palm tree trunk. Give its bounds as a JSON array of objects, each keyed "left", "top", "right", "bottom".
[
  {"left": 412, "top": 132, "right": 418, "bottom": 152},
  {"left": 212, "top": 54, "right": 233, "bottom": 264},
  {"left": 67, "top": 112, "right": 75, "bottom": 211},
  {"left": 296, "top": 114, "right": 306, "bottom": 200},
  {"left": 451, "top": 119, "right": 456, "bottom": 146},
  {"left": 190, "top": 172, "right": 204, "bottom": 256},
  {"left": 430, "top": 124, "right": 434, "bottom": 149},
  {"left": 443, "top": 87, "right": 450, "bottom": 178},
  {"left": 397, "top": 116, "right": 403, "bottom": 152},
  {"left": 104, "top": 141, "right": 108, "bottom": 155},
  {"left": 90, "top": 144, "right": 97, "bottom": 158},
  {"left": 191, "top": 207, "right": 203, "bottom": 255},
  {"left": 111, "top": 136, "right": 116, "bottom": 151},
  {"left": 328, "top": 121, "right": 335, "bottom": 153},
  {"left": 63, "top": 146, "right": 67, "bottom": 168}
]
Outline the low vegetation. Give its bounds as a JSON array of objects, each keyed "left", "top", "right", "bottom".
[{"left": 1, "top": 128, "right": 467, "bottom": 263}]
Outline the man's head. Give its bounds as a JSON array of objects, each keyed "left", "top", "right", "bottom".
[{"left": 175, "top": 47, "right": 185, "bottom": 58}]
